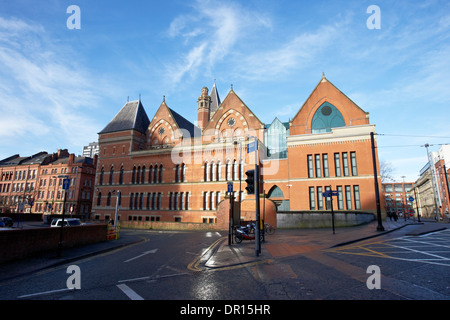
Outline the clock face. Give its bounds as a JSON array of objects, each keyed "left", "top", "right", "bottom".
[
  {"left": 158, "top": 127, "right": 165, "bottom": 135},
  {"left": 227, "top": 118, "right": 236, "bottom": 127}
]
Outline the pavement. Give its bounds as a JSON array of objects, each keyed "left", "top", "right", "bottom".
[{"left": 0, "top": 218, "right": 448, "bottom": 282}]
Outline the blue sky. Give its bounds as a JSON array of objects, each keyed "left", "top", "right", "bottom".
[{"left": 0, "top": 0, "right": 449, "bottom": 182}]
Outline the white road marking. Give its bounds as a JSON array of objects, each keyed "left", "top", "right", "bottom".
[
  {"left": 124, "top": 248, "right": 158, "bottom": 263},
  {"left": 18, "top": 287, "right": 73, "bottom": 299},
  {"left": 116, "top": 283, "right": 144, "bottom": 300}
]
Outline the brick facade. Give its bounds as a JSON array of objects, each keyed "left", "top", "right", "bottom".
[{"left": 93, "top": 75, "right": 383, "bottom": 227}]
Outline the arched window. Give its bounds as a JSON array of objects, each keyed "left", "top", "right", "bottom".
[
  {"left": 119, "top": 166, "right": 124, "bottom": 185},
  {"left": 204, "top": 162, "right": 209, "bottom": 181},
  {"left": 226, "top": 160, "right": 231, "bottom": 181},
  {"left": 175, "top": 164, "right": 180, "bottom": 182},
  {"left": 109, "top": 167, "right": 114, "bottom": 185},
  {"left": 217, "top": 161, "right": 221, "bottom": 181},
  {"left": 141, "top": 166, "right": 146, "bottom": 184},
  {"left": 136, "top": 166, "right": 141, "bottom": 184},
  {"left": 158, "top": 165, "right": 163, "bottom": 183},
  {"left": 131, "top": 166, "right": 136, "bottom": 184},
  {"left": 311, "top": 102, "right": 345, "bottom": 134},
  {"left": 210, "top": 162, "right": 215, "bottom": 181},
  {"left": 97, "top": 192, "right": 102, "bottom": 206},
  {"left": 148, "top": 165, "right": 153, "bottom": 183},
  {"left": 99, "top": 168, "right": 104, "bottom": 185},
  {"left": 181, "top": 163, "right": 185, "bottom": 182}
]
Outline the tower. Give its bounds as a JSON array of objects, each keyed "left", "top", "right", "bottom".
[{"left": 197, "top": 86, "right": 211, "bottom": 130}]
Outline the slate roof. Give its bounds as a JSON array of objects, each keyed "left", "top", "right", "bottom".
[
  {"left": 99, "top": 100, "right": 150, "bottom": 134},
  {"left": 209, "top": 82, "right": 221, "bottom": 116},
  {"left": 168, "top": 107, "right": 201, "bottom": 138}
]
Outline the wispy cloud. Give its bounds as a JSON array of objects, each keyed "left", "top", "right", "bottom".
[
  {"left": 163, "top": 0, "right": 272, "bottom": 87},
  {"left": 0, "top": 15, "right": 104, "bottom": 157}
]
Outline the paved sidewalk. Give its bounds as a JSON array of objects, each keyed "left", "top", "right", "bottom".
[
  {"left": 205, "top": 219, "right": 449, "bottom": 269},
  {"left": 0, "top": 219, "right": 447, "bottom": 282}
]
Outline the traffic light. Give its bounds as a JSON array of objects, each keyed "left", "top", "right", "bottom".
[{"left": 245, "top": 169, "right": 255, "bottom": 195}]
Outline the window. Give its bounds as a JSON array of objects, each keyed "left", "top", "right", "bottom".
[
  {"left": 311, "top": 102, "right": 345, "bottom": 133},
  {"left": 175, "top": 164, "right": 180, "bottom": 182},
  {"left": 350, "top": 152, "right": 357, "bottom": 176},
  {"left": 158, "top": 165, "right": 163, "bottom": 183},
  {"left": 345, "top": 186, "right": 352, "bottom": 210},
  {"left": 119, "top": 166, "right": 124, "bottom": 185},
  {"left": 337, "top": 186, "right": 344, "bottom": 210},
  {"left": 317, "top": 186, "right": 323, "bottom": 210},
  {"left": 204, "top": 162, "right": 209, "bottom": 181},
  {"left": 353, "top": 186, "right": 361, "bottom": 210},
  {"left": 308, "top": 155, "right": 314, "bottom": 178},
  {"left": 334, "top": 153, "right": 341, "bottom": 177},
  {"left": 315, "top": 155, "right": 321, "bottom": 178},
  {"left": 309, "top": 187, "right": 315, "bottom": 210},
  {"left": 342, "top": 153, "right": 349, "bottom": 176},
  {"left": 323, "top": 154, "right": 329, "bottom": 177},
  {"left": 109, "top": 167, "right": 114, "bottom": 185}
]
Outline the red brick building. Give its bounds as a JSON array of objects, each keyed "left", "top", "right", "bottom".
[
  {"left": 0, "top": 149, "right": 97, "bottom": 218},
  {"left": 93, "top": 75, "right": 383, "bottom": 227}
]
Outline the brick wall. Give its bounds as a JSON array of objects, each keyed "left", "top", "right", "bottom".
[{"left": 0, "top": 224, "right": 107, "bottom": 264}]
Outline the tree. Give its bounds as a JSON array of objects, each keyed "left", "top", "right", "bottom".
[{"left": 380, "top": 160, "right": 395, "bottom": 183}]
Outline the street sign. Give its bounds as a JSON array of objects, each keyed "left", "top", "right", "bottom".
[
  {"left": 322, "top": 190, "right": 339, "bottom": 198},
  {"left": 247, "top": 140, "right": 258, "bottom": 153},
  {"left": 62, "top": 178, "right": 70, "bottom": 190},
  {"left": 227, "top": 182, "right": 233, "bottom": 193},
  {"left": 408, "top": 196, "right": 414, "bottom": 202}
]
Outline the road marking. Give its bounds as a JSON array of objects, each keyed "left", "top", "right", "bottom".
[
  {"left": 116, "top": 284, "right": 144, "bottom": 300},
  {"left": 18, "top": 287, "right": 73, "bottom": 299},
  {"left": 124, "top": 248, "right": 158, "bottom": 263}
]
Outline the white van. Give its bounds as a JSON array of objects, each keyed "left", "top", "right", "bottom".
[{"left": 50, "top": 218, "right": 82, "bottom": 227}]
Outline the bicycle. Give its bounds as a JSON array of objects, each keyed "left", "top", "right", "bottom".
[{"left": 264, "top": 223, "right": 275, "bottom": 235}]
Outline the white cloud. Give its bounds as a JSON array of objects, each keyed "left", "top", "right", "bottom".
[
  {"left": 0, "top": 16, "right": 103, "bottom": 158},
  {"left": 163, "top": 0, "right": 272, "bottom": 87}
]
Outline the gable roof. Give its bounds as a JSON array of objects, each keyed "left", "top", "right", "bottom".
[
  {"left": 149, "top": 98, "right": 201, "bottom": 138},
  {"left": 99, "top": 99, "right": 150, "bottom": 135},
  {"left": 168, "top": 106, "right": 201, "bottom": 138},
  {"left": 209, "top": 82, "right": 221, "bottom": 116}
]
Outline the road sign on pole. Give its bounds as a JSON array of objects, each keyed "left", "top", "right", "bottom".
[
  {"left": 408, "top": 196, "right": 414, "bottom": 202},
  {"left": 227, "top": 182, "right": 233, "bottom": 193},
  {"left": 247, "top": 140, "right": 258, "bottom": 153},
  {"left": 62, "top": 178, "right": 70, "bottom": 190}
]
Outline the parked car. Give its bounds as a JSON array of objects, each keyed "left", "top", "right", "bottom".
[
  {"left": 50, "top": 218, "right": 82, "bottom": 227},
  {"left": 0, "top": 217, "right": 13, "bottom": 227}
]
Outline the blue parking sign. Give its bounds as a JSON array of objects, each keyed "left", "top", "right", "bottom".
[{"left": 62, "top": 178, "right": 70, "bottom": 190}]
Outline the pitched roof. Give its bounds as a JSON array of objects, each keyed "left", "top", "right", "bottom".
[
  {"left": 99, "top": 99, "right": 150, "bottom": 134},
  {"left": 168, "top": 107, "right": 201, "bottom": 138},
  {"left": 209, "top": 82, "right": 221, "bottom": 116}
]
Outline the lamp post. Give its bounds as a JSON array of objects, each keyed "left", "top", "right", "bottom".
[{"left": 370, "top": 132, "right": 384, "bottom": 231}]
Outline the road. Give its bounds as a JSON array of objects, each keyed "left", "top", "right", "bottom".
[{"left": 0, "top": 227, "right": 449, "bottom": 303}]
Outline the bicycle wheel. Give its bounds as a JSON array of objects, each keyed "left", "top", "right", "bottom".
[{"left": 266, "top": 225, "right": 275, "bottom": 235}]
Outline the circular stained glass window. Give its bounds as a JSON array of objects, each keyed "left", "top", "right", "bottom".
[{"left": 321, "top": 106, "right": 332, "bottom": 116}]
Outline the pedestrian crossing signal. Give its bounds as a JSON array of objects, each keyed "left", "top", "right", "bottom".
[{"left": 245, "top": 170, "right": 255, "bottom": 195}]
